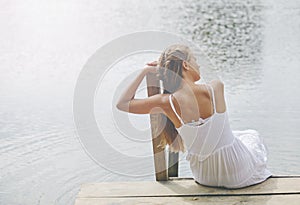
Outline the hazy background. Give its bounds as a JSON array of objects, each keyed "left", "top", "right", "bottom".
[{"left": 0, "top": 0, "right": 299, "bottom": 204}]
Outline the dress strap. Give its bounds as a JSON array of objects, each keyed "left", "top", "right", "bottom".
[
  {"left": 169, "top": 94, "right": 185, "bottom": 125},
  {"left": 207, "top": 84, "right": 216, "bottom": 114}
]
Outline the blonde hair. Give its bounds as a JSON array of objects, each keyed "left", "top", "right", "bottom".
[
  {"left": 157, "top": 44, "right": 193, "bottom": 93},
  {"left": 156, "top": 44, "right": 194, "bottom": 153}
]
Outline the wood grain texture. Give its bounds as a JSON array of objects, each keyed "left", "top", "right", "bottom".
[
  {"left": 77, "top": 177, "right": 300, "bottom": 198},
  {"left": 146, "top": 73, "right": 167, "bottom": 181},
  {"left": 75, "top": 195, "right": 300, "bottom": 205}
]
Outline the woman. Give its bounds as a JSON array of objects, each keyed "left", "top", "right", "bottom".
[{"left": 116, "top": 44, "right": 272, "bottom": 188}]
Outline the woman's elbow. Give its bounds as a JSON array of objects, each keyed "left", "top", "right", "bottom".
[
  {"left": 116, "top": 102, "right": 123, "bottom": 111},
  {"left": 116, "top": 101, "right": 128, "bottom": 112}
]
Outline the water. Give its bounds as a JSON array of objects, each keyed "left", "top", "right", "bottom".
[{"left": 0, "top": 0, "right": 300, "bottom": 204}]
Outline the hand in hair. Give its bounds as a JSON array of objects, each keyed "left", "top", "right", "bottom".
[
  {"left": 146, "top": 61, "right": 158, "bottom": 66},
  {"left": 144, "top": 61, "right": 158, "bottom": 74}
]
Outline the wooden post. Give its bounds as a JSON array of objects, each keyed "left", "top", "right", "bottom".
[
  {"left": 146, "top": 73, "right": 167, "bottom": 181},
  {"left": 168, "top": 152, "right": 179, "bottom": 177},
  {"left": 146, "top": 73, "right": 179, "bottom": 180}
]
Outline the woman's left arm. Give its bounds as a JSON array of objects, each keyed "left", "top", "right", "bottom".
[{"left": 116, "top": 63, "right": 168, "bottom": 115}]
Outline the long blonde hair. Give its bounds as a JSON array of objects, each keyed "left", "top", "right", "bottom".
[{"left": 156, "top": 44, "right": 194, "bottom": 153}]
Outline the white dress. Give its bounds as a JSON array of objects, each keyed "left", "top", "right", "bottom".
[{"left": 169, "top": 84, "right": 272, "bottom": 188}]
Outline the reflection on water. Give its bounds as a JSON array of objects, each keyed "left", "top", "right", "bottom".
[
  {"left": 0, "top": 0, "right": 299, "bottom": 204},
  {"left": 180, "top": 0, "right": 264, "bottom": 67},
  {"left": 161, "top": 0, "right": 266, "bottom": 92}
]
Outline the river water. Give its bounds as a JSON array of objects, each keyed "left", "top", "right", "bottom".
[{"left": 0, "top": 0, "right": 299, "bottom": 204}]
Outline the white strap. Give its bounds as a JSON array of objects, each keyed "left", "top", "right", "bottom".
[{"left": 169, "top": 94, "right": 185, "bottom": 125}]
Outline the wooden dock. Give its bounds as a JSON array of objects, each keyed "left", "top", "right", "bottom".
[
  {"left": 75, "top": 75, "right": 300, "bottom": 204},
  {"left": 74, "top": 176, "right": 300, "bottom": 205}
]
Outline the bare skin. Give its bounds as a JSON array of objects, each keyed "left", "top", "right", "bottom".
[{"left": 116, "top": 55, "right": 226, "bottom": 128}]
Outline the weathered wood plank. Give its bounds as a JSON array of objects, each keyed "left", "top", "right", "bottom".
[
  {"left": 146, "top": 73, "right": 180, "bottom": 179},
  {"left": 77, "top": 177, "right": 300, "bottom": 198},
  {"left": 74, "top": 194, "right": 300, "bottom": 205},
  {"left": 146, "top": 73, "right": 167, "bottom": 181}
]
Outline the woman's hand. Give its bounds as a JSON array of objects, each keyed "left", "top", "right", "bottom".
[
  {"left": 146, "top": 61, "right": 158, "bottom": 66},
  {"left": 144, "top": 61, "right": 158, "bottom": 74}
]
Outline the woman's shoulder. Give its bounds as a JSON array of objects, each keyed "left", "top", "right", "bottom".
[
  {"left": 207, "top": 79, "right": 225, "bottom": 95},
  {"left": 209, "top": 79, "right": 224, "bottom": 88},
  {"left": 194, "top": 79, "right": 224, "bottom": 92}
]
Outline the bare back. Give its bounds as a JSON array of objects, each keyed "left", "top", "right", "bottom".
[{"left": 167, "top": 80, "right": 226, "bottom": 128}]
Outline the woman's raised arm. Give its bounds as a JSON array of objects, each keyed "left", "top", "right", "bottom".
[{"left": 116, "top": 62, "right": 169, "bottom": 115}]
